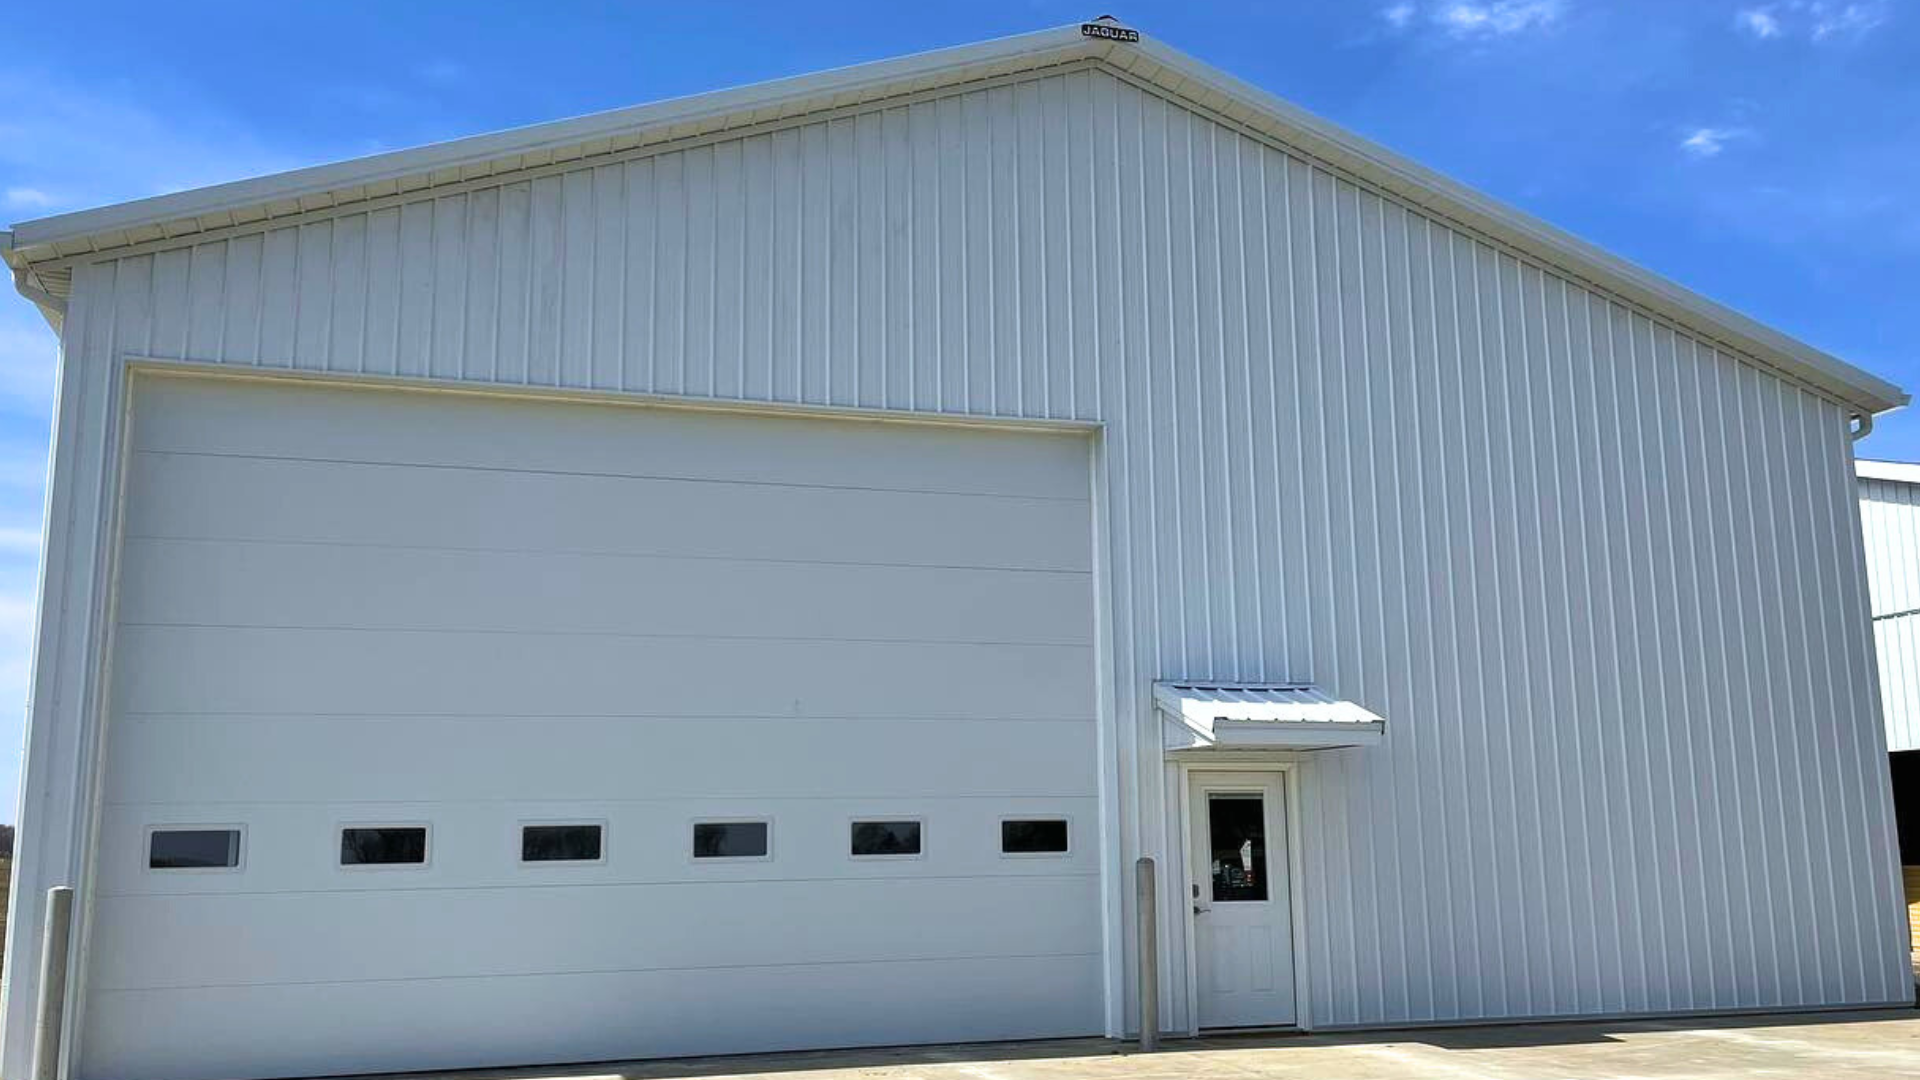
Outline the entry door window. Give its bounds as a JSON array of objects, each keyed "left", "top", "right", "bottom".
[{"left": 1206, "top": 793, "right": 1268, "bottom": 902}]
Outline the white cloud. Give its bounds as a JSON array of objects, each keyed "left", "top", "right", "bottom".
[
  {"left": 1379, "top": 1, "right": 1567, "bottom": 38},
  {"left": 1680, "top": 126, "right": 1750, "bottom": 158},
  {"left": 1435, "top": 0, "right": 1567, "bottom": 36},
  {"left": 3, "top": 187, "right": 54, "bottom": 211},
  {"left": 1811, "top": 1, "right": 1889, "bottom": 39},
  {"left": 0, "top": 69, "right": 308, "bottom": 220},
  {"left": 1733, "top": 2, "right": 1890, "bottom": 42},
  {"left": 1735, "top": 8, "right": 1783, "bottom": 37}
]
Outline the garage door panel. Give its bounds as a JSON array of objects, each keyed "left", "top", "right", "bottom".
[
  {"left": 90, "top": 875, "right": 1101, "bottom": 991},
  {"left": 132, "top": 376, "right": 1093, "bottom": 501},
  {"left": 96, "top": 796, "right": 1101, "bottom": 897},
  {"left": 88, "top": 377, "right": 1101, "bottom": 1080},
  {"left": 113, "top": 626, "right": 1093, "bottom": 720},
  {"left": 105, "top": 714, "right": 1097, "bottom": 805},
  {"left": 118, "top": 538, "right": 1095, "bottom": 646},
  {"left": 80, "top": 955, "right": 1106, "bottom": 1080},
  {"left": 125, "top": 453, "right": 1092, "bottom": 572}
]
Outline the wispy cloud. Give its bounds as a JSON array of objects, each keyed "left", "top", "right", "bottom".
[
  {"left": 1380, "top": 1, "right": 1568, "bottom": 38},
  {"left": 0, "top": 529, "right": 40, "bottom": 556},
  {"left": 1811, "top": 1, "right": 1891, "bottom": 38},
  {"left": 2, "top": 188, "right": 54, "bottom": 212},
  {"left": 0, "top": 69, "right": 307, "bottom": 220},
  {"left": 1735, "top": 7, "right": 1783, "bottom": 37},
  {"left": 0, "top": 324, "right": 56, "bottom": 419},
  {"left": 1734, "top": 2, "right": 1890, "bottom": 42},
  {"left": 1680, "top": 126, "right": 1751, "bottom": 158}
]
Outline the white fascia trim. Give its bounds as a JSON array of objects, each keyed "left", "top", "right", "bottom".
[
  {"left": 1210, "top": 721, "right": 1387, "bottom": 749},
  {"left": 1857, "top": 459, "right": 1920, "bottom": 485}
]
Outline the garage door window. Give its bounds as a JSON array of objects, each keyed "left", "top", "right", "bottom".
[
  {"left": 148, "top": 827, "right": 243, "bottom": 870},
  {"left": 693, "top": 820, "right": 771, "bottom": 860},
  {"left": 521, "top": 823, "right": 604, "bottom": 863},
  {"left": 850, "top": 819, "right": 922, "bottom": 858},
  {"left": 1000, "top": 818, "right": 1070, "bottom": 856},
  {"left": 340, "top": 826, "right": 429, "bottom": 867}
]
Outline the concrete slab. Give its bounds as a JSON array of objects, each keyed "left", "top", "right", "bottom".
[{"left": 363, "top": 1009, "right": 1920, "bottom": 1080}]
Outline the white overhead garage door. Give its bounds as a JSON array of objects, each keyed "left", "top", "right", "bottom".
[{"left": 80, "top": 374, "right": 1101, "bottom": 1080}]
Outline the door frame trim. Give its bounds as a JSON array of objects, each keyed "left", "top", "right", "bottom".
[{"left": 1175, "top": 759, "right": 1311, "bottom": 1034}]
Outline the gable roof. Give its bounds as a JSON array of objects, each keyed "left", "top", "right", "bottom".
[{"left": 3, "top": 19, "right": 1905, "bottom": 414}]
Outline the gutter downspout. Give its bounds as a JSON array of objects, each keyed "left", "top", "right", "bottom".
[{"left": 1851, "top": 412, "right": 1874, "bottom": 442}]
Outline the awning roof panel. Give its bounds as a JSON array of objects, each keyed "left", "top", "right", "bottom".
[{"left": 1155, "top": 681, "right": 1385, "bottom": 750}]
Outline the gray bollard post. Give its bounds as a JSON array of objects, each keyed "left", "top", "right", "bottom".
[
  {"left": 1135, "top": 857, "right": 1158, "bottom": 1052},
  {"left": 33, "top": 886, "right": 74, "bottom": 1080}
]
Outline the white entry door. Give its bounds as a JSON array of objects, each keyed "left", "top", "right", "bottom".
[{"left": 1188, "top": 771, "right": 1297, "bottom": 1029}]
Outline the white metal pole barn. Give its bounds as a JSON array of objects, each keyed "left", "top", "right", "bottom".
[
  {"left": 1855, "top": 459, "right": 1920, "bottom": 957},
  {"left": 0, "top": 18, "right": 1911, "bottom": 1080}
]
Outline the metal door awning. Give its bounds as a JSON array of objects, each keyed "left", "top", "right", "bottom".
[{"left": 1155, "top": 681, "right": 1385, "bottom": 751}]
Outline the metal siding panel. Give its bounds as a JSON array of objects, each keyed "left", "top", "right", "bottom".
[
  {"left": 360, "top": 208, "right": 401, "bottom": 377},
  {"left": 219, "top": 233, "right": 263, "bottom": 367},
  {"left": 741, "top": 135, "right": 776, "bottom": 403},
  {"left": 394, "top": 202, "right": 433, "bottom": 379},
  {"left": 256, "top": 227, "right": 298, "bottom": 367},
  {"left": 525, "top": 175, "right": 564, "bottom": 387},
  {"left": 987, "top": 85, "right": 1019, "bottom": 415},
  {"left": 855, "top": 110, "right": 886, "bottom": 410},
  {"left": 183, "top": 241, "right": 228, "bottom": 361},
  {"left": 906, "top": 102, "right": 939, "bottom": 412},
  {"left": 326, "top": 215, "right": 367, "bottom": 375},
  {"left": 292, "top": 220, "right": 333, "bottom": 370},
  {"left": 1680, "top": 338, "right": 1756, "bottom": 1006},
  {"left": 463, "top": 189, "right": 501, "bottom": 386},
  {"left": 50, "top": 70, "right": 1912, "bottom": 1066},
  {"left": 712, "top": 142, "right": 747, "bottom": 401},
  {"left": 431, "top": 197, "right": 469, "bottom": 382},
  {"left": 799, "top": 126, "right": 830, "bottom": 406},
  {"left": 148, "top": 248, "right": 190, "bottom": 360},
  {"left": 681, "top": 146, "right": 716, "bottom": 398}
]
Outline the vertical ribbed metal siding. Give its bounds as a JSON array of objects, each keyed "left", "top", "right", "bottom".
[
  {"left": 1859, "top": 476, "right": 1920, "bottom": 753},
  {"left": 46, "top": 67, "right": 1910, "bottom": 1039}
]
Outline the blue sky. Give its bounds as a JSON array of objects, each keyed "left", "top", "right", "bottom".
[{"left": 1, "top": 1, "right": 1916, "bottom": 817}]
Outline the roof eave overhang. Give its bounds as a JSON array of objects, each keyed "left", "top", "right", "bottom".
[
  {"left": 5, "top": 20, "right": 1905, "bottom": 414},
  {"left": 2, "top": 234, "right": 64, "bottom": 334},
  {"left": 4, "top": 23, "right": 1102, "bottom": 262},
  {"left": 1857, "top": 459, "right": 1920, "bottom": 485}
]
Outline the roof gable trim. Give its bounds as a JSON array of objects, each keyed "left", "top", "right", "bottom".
[{"left": 7, "top": 20, "right": 1904, "bottom": 413}]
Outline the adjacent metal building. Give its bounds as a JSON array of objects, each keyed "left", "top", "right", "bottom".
[
  {"left": 2, "top": 20, "right": 1912, "bottom": 1080},
  {"left": 1855, "top": 458, "right": 1920, "bottom": 959},
  {"left": 1860, "top": 460, "right": 1920, "bottom": 754}
]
